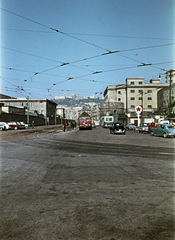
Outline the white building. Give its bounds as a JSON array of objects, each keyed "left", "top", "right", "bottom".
[{"left": 104, "top": 77, "right": 169, "bottom": 126}]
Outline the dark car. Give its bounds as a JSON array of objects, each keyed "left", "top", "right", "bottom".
[{"left": 110, "top": 122, "right": 126, "bottom": 134}]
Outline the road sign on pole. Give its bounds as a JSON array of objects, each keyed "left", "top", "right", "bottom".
[
  {"left": 135, "top": 105, "right": 142, "bottom": 114},
  {"left": 135, "top": 106, "right": 142, "bottom": 127}
]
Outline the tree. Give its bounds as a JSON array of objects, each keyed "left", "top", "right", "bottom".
[
  {"left": 171, "top": 99, "right": 175, "bottom": 108},
  {"left": 118, "top": 112, "right": 126, "bottom": 119}
]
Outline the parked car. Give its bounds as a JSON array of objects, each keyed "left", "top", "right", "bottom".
[
  {"left": 126, "top": 123, "right": 136, "bottom": 130},
  {"left": 0, "top": 123, "right": 6, "bottom": 131},
  {"left": 19, "top": 122, "right": 28, "bottom": 129},
  {"left": 0, "top": 122, "right": 11, "bottom": 130},
  {"left": 150, "top": 123, "right": 175, "bottom": 138},
  {"left": 8, "top": 121, "right": 21, "bottom": 130},
  {"left": 110, "top": 122, "right": 126, "bottom": 134},
  {"left": 139, "top": 123, "right": 150, "bottom": 133}
]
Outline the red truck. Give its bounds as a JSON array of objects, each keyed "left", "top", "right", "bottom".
[{"left": 79, "top": 112, "right": 92, "bottom": 130}]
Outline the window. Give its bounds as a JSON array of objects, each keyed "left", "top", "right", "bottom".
[
  {"left": 130, "top": 82, "right": 134, "bottom": 85},
  {"left": 118, "top": 98, "right": 121, "bottom": 101},
  {"left": 148, "top": 97, "right": 152, "bottom": 100},
  {"left": 148, "top": 90, "right": 152, "bottom": 93},
  {"left": 148, "top": 105, "right": 152, "bottom": 108},
  {"left": 118, "top": 91, "right": 121, "bottom": 94},
  {"left": 138, "top": 90, "right": 143, "bottom": 93},
  {"left": 139, "top": 82, "right": 143, "bottom": 85},
  {"left": 139, "top": 97, "right": 142, "bottom": 100},
  {"left": 130, "top": 97, "right": 135, "bottom": 100},
  {"left": 106, "top": 117, "right": 113, "bottom": 121},
  {"left": 130, "top": 90, "right": 135, "bottom": 93},
  {"left": 130, "top": 105, "right": 135, "bottom": 108}
]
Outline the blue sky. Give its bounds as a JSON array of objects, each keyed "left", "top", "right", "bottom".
[{"left": 1, "top": 0, "right": 175, "bottom": 99}]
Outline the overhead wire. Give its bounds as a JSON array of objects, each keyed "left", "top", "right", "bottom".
[
  {"left": 1, "top": 7, "right": 174, "bottom": 98},
  {"left": 2, "top": 7, "right": 174, "bottom": 70},
  {"left": 1, "top": 28, "right": 175, "bottom": 41}
]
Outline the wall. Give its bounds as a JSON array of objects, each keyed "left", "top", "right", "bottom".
[{"left": 0, "top": 113, "right": 45, "bottom": 126}]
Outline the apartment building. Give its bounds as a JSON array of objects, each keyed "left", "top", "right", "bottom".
[{"left": 104, "top": 77, "right": 169, "bottom": 125}]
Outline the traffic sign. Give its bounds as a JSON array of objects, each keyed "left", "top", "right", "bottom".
[{"left": 135, "top": 105, "right": 142, "bottom": 113}]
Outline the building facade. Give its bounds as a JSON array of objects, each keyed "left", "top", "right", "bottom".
[
  {"left": 157, "top": 83, "right": 175, "bottom": 110},
  {"left": 104, "top": 77, "right": 169, "bottom": 125},
  {"left": 0, "top": 98, "right": 57, "bottom": 124}
]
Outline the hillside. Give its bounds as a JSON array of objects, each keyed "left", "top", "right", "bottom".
[{"left": 54, "top": 97, "right": 103, "bottom": 108}]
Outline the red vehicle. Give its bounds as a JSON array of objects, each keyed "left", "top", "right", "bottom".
[
  {"left": 8, "top": 121, "right": 21, "bottom": 130},
  {"left": 79, "top": 112, "right": 92, "bottom": 130}
]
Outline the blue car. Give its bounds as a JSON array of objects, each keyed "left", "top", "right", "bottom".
[{"left": 150, "top": 123, "right": 175, "bottom": 138}]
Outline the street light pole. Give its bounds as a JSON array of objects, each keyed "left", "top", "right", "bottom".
[
  {"left": 27, "top": 96, "right": 29, "bottom": 125},
  {"left": 169, "top": 70, "right": 173, "bottom": 123}
]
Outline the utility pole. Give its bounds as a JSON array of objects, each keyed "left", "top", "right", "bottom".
[
  {"left": 45, "top": 100, "right": 47, "bottom": 126},
  {"left": 125, "top": 79, "right": 128, "bottom": 123},
  {"left": 142, "top": 90, "right": 143, "bottom": 123},
  {"left": 169, "top": 70, "right": 173, "bottom": 123},
  {"left": 27, "top": 96, "right": 29, "bottom": 125},
  {"left": 55, "top": 108, "right": 57, "bottom": 125}
]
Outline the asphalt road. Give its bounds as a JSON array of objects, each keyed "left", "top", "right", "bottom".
[{"left": 0, "top": 126, "right": 175, "bottom": 240}]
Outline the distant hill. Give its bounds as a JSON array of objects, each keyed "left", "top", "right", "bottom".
[{"left": 54, "top": 97, "right": 103, "bottom": 108}]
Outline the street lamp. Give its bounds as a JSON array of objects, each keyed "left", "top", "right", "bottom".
[
  {"left": 139, "top": 90, "right": 148, "bottom": 123},
  {"left": 27, "top": 96, "right": 29, "bottom": 125},
  {"left": 168, "top": 69, "right": 175, "bottom": 123}
]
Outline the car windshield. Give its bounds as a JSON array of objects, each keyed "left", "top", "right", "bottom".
[{"left": 106, "top": 117, "right": 113, "bottom": 121}]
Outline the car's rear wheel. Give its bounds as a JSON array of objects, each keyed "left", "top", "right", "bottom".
[
  {"left": 163, "top": 132, "right": 167, "bottom": 138},
  {"left": 150, "top": 131, "right": 154, "bottom": 136}
]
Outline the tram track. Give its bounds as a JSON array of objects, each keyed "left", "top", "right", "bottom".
[{"left": 2, "top": 130, "right": 174, "bottom": 159}]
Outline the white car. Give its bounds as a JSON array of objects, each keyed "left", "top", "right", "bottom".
[
  {"left": 0, "top": 122, "right": 11, "bottom": 130},
  {"left": 0, "top": 123, "right": 5, "bottom": 131},
  {"left": 20, "top": 122, "right": 29, "bottom": 129}
]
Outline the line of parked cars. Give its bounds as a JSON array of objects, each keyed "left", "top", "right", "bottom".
[
  {"left": 0, "top": 121, "right": 29, "bottom": 131},
  {"left": 109, "top": 121, "right": 175, "bottom": 138}
]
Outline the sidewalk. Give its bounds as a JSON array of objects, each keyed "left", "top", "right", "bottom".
[
  {"left": 1, "top": 124, "right": 78, "bottom": 137},
  {"left": 19, "top": 124, "right": 63, "bottom": 133}
]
